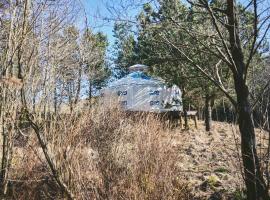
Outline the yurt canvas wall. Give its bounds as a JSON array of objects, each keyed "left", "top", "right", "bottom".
[{"left": 101, "top": 70, "right": 182, "bottom": 113}]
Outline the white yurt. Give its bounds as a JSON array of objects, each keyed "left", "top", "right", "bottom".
[{"left": 101, "top": 64, "right": 182, "bottom": 112}]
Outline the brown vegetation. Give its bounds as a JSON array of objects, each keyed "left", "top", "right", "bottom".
[
  {"left": 3, "top": 102, "right": 269, "bottom": 199},
  {"left": 5, "top": 104, "right": 193, "bottom": 199}
]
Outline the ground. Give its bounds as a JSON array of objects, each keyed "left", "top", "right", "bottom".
[{"left": 170, "top": 120, "right": 255, "bottom": 199}]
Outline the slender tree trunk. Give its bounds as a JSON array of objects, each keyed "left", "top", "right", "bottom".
[
  {"left": 32, "top": 93, "right": 36, "bottom": 113},
  {"left": 181, "top": 87, "right": 189, "bottom": 129},
  {"left": 0, "top": 86, "right": 9, "bottom": 196},
  {"left": 28, "top": 117, "right": 74, "bottom": 200},
  {"left": 88, "top": 79, "right": 92, "bottom": 107},
  {"left": 235, "top": 78, "right": 268, "bottom": 200},
  {"left": 222, "top": 98, "right": 228, "bottom": 122},
  {"left": 68, "top": 83, "right": 73, "bottom": 113},
  {"left": 54, "top": 86, "right": 57, "bottom": 114},
  {"left": 2, "top": 123, "right": 15, "bottom": 196},
  {"left": 226, "top": 1, "right": 269, "bottom": 198},
  {"left": 74, "top": 67, "right": 82, "bottom": 105},
  {"left": 205, "top": 94, "right": 212, "bottom": 132},
  {"left": 183, "top": 107, "right": 188, "bottom": 129},
  {"left": 0, "top": 113, "right": 7, "bottom": 191},
  {"left": 0, "top": 86, "right": 16, "bottom": 197}
]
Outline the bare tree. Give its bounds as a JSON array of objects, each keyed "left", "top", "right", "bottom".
[{"left": 0, "top": 0, "right": 83, "bottom": 198}]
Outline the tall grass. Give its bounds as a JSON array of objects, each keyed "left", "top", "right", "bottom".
[{"left": 8, "top": 103, "right": 193, "bottom": 199}]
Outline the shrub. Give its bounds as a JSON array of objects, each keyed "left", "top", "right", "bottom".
[{"left": 8, "top": 102, "right": 193, "bottom": 199}]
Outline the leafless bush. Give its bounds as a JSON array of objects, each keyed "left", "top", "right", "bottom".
[
  {"left": 6, "top": 102, "right": 193, "bottom": 199},
  {"left": 78, "top": 103, "right": 193, "bottom": 199}
]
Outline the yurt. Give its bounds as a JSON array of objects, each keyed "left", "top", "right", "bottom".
[{"left": 101, "top": 64, "right": 182, "bottom": 112}]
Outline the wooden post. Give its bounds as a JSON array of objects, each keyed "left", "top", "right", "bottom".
[
  {"left": 187, "top": 111, "right": 198, "bottom": 129},
  {"left": 194, "top": 115, "right": 198, "bottom": 129},
  {"left": 179, "top": 115, "right": 183, "bottom": 129}
]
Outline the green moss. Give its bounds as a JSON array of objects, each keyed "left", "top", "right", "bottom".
[
  {"left": 208, "top": 176, "right": 218, "bottom": 187},
  {"left": 214, "top": 167, "right": 230, "bottom": 173}
]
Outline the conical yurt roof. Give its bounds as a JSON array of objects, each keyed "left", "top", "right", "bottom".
[
  {"left": 129, "top": 64, "right": 149, "bottom": 72},
  {"left": 108, "top": 71, "right": 166, "bottom": 88}
]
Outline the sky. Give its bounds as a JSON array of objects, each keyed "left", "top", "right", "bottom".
[
  {"left": 81, "top": 0, "right": 270, "bottom": 49},
  {"left": 81, "top": 0, "right": 147, "bottom": 45},
  {"left": 81, "top": 0, "right": 114, "bottom": 43}
]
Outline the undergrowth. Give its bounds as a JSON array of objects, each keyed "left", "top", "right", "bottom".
[{"left": 7, "top": 103, "right": 193, "bottom": 199}]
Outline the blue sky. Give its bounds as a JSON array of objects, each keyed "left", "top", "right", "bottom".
[
  {"left": 81, "top": 0, "right": 269, "bottom": 46},
  {"left": 81, "top": 0, "right": 115, "bottom": 44},
  {"left": 81, "top": 0, "right": 147, "bottom": 45}
]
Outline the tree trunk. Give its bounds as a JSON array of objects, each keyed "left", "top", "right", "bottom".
[
  {"left": 235, "top": 79, "right": 269, "bottom": 200},
  {"left": 88, "top": 79, "right": 92, "bottom": 108},
  {"left": 226, "top": 1, "right": 269, "bottom": 198},
  {"left": 54, "top": 86, "right": 57, "bottom": 114},
  {"left": 32, "top": 93, "right": 36, "bottom": 113},
  {"left": 181, "top": 87, "right": 189, "bottom": 129},
  {"left": 222, "top": 98, "right": 228, "bottom": 122},
  {"left": 0, "top": 87, "right": 9, "bottom": 196},
  {"left": 183, "top": 107, "right": 188, "bottom": 129},
  {"left": 28, "top": 116, "right": 74, "bottom": 200},
  {"left": 68, "top": 83, "right": 73, "bottom": 113},
  {"left": 74, "top": 67, "right": 82, "bottom": 105},
  {"left": 205, "top": 94, "right": 212, "bottom": 131}
]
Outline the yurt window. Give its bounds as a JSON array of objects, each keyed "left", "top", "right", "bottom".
[
  {"left": 117, "top": 91, "right": 127, "bottom": 96},
  {"left": 150, "top": 100, "right": 160, "bottom": 106},
  {"left": 149, "top": 90, "right": 160, "bottom": 95}
]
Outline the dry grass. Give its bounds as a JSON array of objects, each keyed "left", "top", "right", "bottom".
[
  {"left": 7, "top": 103, "right": 193, "bottom": 199},
  {"left": 8, "top": 102, "right": 266, "bottom": 199}
]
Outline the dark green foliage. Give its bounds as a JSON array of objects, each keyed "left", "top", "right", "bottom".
[{"left": 113, "top": 22, "right": 139, "bottom": 77}]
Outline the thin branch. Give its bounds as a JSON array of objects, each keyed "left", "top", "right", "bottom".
[
  {"left": 201, "top": 0, "right": 238, "bottom": 75},
  {"left": 252, "top": 78, "right": 270, "bottom": 110},
  {"left": 244, "top": 0, "right": 258, "bottom": 81}
]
